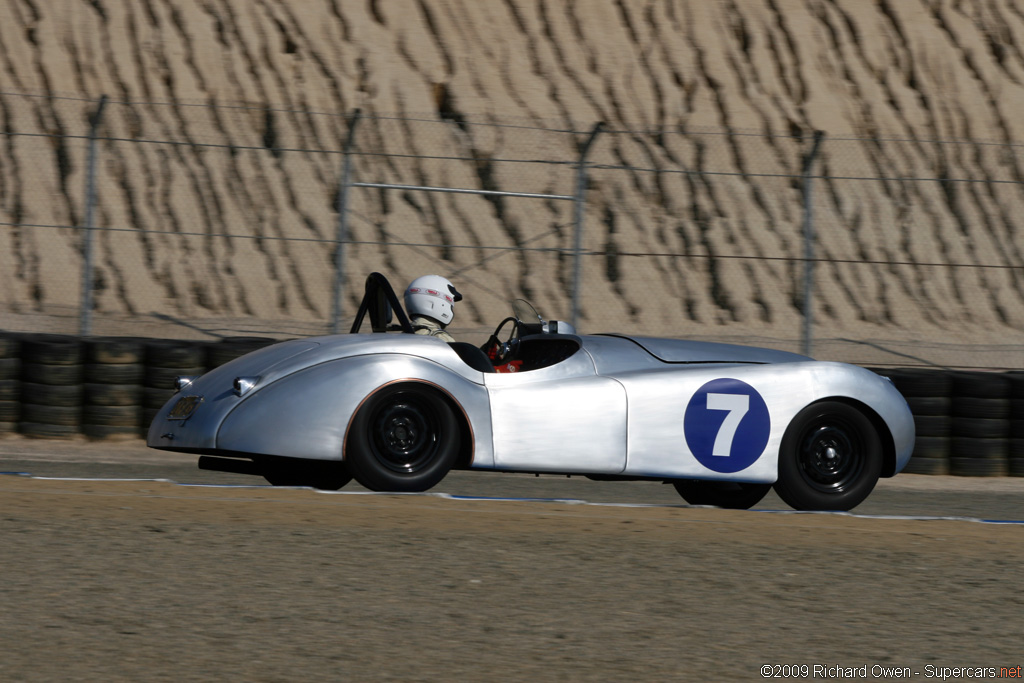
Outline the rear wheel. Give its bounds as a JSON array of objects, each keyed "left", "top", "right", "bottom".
[
  {"left": 774, "top": 401, "right": 882, "bottom": 511},
  {"left": 672, "top": 480, "right": 771, "bottom": 510},
  {"left": 346, "top": 383, "right": 459, "bottom": 492}
]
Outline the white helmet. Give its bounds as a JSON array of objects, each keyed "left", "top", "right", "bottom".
[{"left": 405, "top": 275, "right": 462, "bottom": 325}]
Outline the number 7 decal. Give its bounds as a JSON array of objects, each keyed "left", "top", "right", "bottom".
[
  {"left": 684, "top": 378, "right": 771, "bottom": 473},
  {"left": 706, "top": 393, "right": 749, "bottom": 456}
]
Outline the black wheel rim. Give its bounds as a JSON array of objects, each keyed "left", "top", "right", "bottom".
[
  {"left": 368, "top": 392, "right": 442, "bottom": 474},
  {"left": 797, "top": 416, "right": 865, "bottom": 493}
]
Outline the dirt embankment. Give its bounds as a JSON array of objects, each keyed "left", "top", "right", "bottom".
[{"left": 2, "top": 1, "right": 1024, "bottom": 360}]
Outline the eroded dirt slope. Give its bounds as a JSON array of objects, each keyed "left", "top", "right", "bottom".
[{"left": 1, "top": 1, "right": 1023, "bottom": 359}]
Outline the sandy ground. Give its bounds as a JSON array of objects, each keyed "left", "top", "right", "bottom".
[{"left": 0, "top": 436, "right": 1022, "bottom": 681}]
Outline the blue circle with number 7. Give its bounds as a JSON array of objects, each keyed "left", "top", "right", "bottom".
[{"left": 684, "top": 378, "right": 771, "bottom": 473}]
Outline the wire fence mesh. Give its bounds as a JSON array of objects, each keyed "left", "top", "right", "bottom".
[{"left": 1, "top": 91, "right": 1022, "bottom": 369}]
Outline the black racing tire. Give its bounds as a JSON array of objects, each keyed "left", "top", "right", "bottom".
[
  {"left": 207, "top": 337, "right": 275, "bottom": 368},
  {"left": 85, "top": 337, "right": 144, "bottom": 365},
  {"left": 346, "top": 383, "right": 460, "bottom": 492},
  {"left": 1009, "top": 372, "right": 1024, "bottom": 399},
  {"left": 0, "top": 401, "right": 20, "bottom": 422},
  {"left": 672, "top": 480, "right": 772, "bottom": 510},
  {"left": 901, "top": 456, "right": 949, "bottom": 476},
  {"left": 262, "top": 459, "right": 353, "bottom": 491},
  {"left": 773, "top": 401, "right": 883, "bottom": 512},
  {"left": 84, "top": 383, "right": 142, "bottom": 407},
  {"left": 85, "top": 362, "right": 144, "bottom": 385},
  {"left": 951, "top": 417, "right": 1008, "bottom": 439},
  {"left": 22, "top": 404, "right": 81, "bottom": 426},
  {"left": 950, "top": 457, "right": 1008, "bottom": 477},
  {"left": 19, "top": 421, "right": 79, "bottom": 439},
  {"left": 21, "top": 335, "right": 83, "bottom": 365},
  {"left": 20, "top": 382, "right": 83, "bottom": 407},
  {"left": 0, "top": 379, "right": 19, "bottom": 401},
  {"left": 951, "top": 437, "right": 1007, "bottom": 460},
  {"left": 905, "top": 395, "right": 950, "bottom": 417},
  {"left": 83, "top": 424, "right": 141, "bottom": 441},
  {"left": 1009, "top": 458, "right": 1024, "bottom": 477},
  {"left": 83, "top": 405, "right": 141, "bottom": 427},
  {"left": 953, "top": 397, "right": 1010, "bottom": 419},
  {"left": 913, "top": 435, "right": 950, "bottom": 459},
  {"left": 143, "top": 407, "right": 161, "bottom": 427},
  {"left": 21, "top": 362, "right": 83, "bottom": 386},
  {"left": 145, "top": 340, "right": 206, "bottom": 368},
  {"left": 0, "top": 333, "right": 22, "bottom": 358},
  {"left": 951, "top": 371, "right": 1009, "bottom": 398},
  {"left": 887, "top": 369, "right": 950, "bottom": 397},
  {"left": 144, "top": 387, "right": 176, "bottom": 409},
  {"left": 913, "top": 414, "right": 949, "bottom": 438},
  {"left": 0, "top": 357, "right": 21, "bottom": 380}
]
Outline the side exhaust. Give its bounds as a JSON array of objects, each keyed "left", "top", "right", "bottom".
[{"left": 198, "top": 455, "right": 262, "bottom": 476}]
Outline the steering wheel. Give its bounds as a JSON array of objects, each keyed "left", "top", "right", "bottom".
[{"left": 483, "top": 316, "right": 521, "bottom": 363}]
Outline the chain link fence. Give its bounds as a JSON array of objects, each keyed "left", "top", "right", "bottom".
[{"left": 1, "top": 91, "right": 1023, "bottom": 369}]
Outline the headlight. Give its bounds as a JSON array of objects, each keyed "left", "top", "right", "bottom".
[
  {"left": 233, "top": 376, "right": 259, "bottom": 397},
  {"left": 175, "top": 376, "right": 198, "bottom": 392}
]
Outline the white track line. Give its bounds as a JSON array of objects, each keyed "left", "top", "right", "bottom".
[{"left": 3, "top": 471, "right": 1022, "bottom": 525}]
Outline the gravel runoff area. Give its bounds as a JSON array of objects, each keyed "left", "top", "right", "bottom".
[{"left": 1, "top": 436, "right": 1023, "bottom": 681}]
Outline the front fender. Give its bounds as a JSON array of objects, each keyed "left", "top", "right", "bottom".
[{"left": 216, "top": 354, "right": 493, "bottom": 464}]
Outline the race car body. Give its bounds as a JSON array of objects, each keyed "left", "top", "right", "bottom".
[{"left": 148, "top": 273, "right": 914, "bottom": 511}]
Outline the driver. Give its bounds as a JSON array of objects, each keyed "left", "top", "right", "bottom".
[{"left": 405, "top": 275, "right": 462, "bottom": 343}]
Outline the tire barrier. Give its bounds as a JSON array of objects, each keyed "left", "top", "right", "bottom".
[
  {"left": 884, "top": 369, "right": 951, "bottom": 476},
  {"left": 949, "top": 371, "right": 1010, "bottom": 477},
  {"left": 3, "top": 329, "right": 1024, "bottom": 479},
  {"left": 206, "top": 337, "right": 276, "bottom": 369},
  {"left": 0, "top": 333, "right": 21, "bottom": 436},
  {"left": 83, "top": 337, "right": 145, "bottom": 441},
  {"left": 18, "top": 334, "right": 84, "bottom": 440},
  {"left": 144, "top": 340, "right": 208, "bottom": 432},
  {"left": 1009, "top": 372, "right": 1024, "bottom": 477}
]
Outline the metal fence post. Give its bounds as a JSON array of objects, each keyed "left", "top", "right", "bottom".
[
  {"left": 570, "top": 122, "right": 604, "bottom": 330},
  {"left": 801, "top": 130, "right": 825, "bottom": 357},
  {"left": 79, "top": 94, "right": 108, "bottom": 337},
  {"left": 331, "top": 108, "right": 362, "bottom": 334}
]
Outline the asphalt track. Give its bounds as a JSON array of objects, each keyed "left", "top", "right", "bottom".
[
  {"left": 2, "top": 436, "right": 1023, "bottom": 681},
  {"left": 3, "top": 436, "right": 1024, "bottom": 521}
]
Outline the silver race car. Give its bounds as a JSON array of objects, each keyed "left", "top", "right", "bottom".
[{"left": 148, "top": 273, "right": 914, "bottom": 511}]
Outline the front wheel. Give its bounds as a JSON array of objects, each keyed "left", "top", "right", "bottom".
[
  {"left": 774, "top": 401, "right": 882, "bottom": 511},
  {"left": 672, "top": 480, "right": 771, "bottom": 510},
  {"left": 346, "top": 383, "right": 460, "bottom": 492}
]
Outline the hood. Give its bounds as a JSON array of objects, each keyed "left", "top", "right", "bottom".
[
  {"left": 599, "top": 334, "right": 811, "bottom": 365},
  {"left": 194, "top": 333, "right": 464, "bottom": 391}
]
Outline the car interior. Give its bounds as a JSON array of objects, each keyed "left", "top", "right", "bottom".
[{"left": 350, "top": 273, "right": 581, "bottom": 373}]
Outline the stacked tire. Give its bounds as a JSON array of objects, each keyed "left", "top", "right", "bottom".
[
  {"left": 1007, "top": 372, "right": 1024, "bottom": 477},
  {"left": 144, "top": 340, "right": 207, "bottom": 430},
  {"left": 207, "top": 337, "right": 275, "bottom": 369},
  {"left": 19, "top": 335, "right": 84, "bottom": 440},
  {"left": 83, "top": 338, "right": 144, "bottom": 440},
  {"left": 950, "top": 371, "right": 1009, "bottom": 477},
  {"left": 887, "top": 368, "right": 951, "bottom": 475},
  {"left": 0, "top": 333, "right": 21, "bottom": 436}
]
